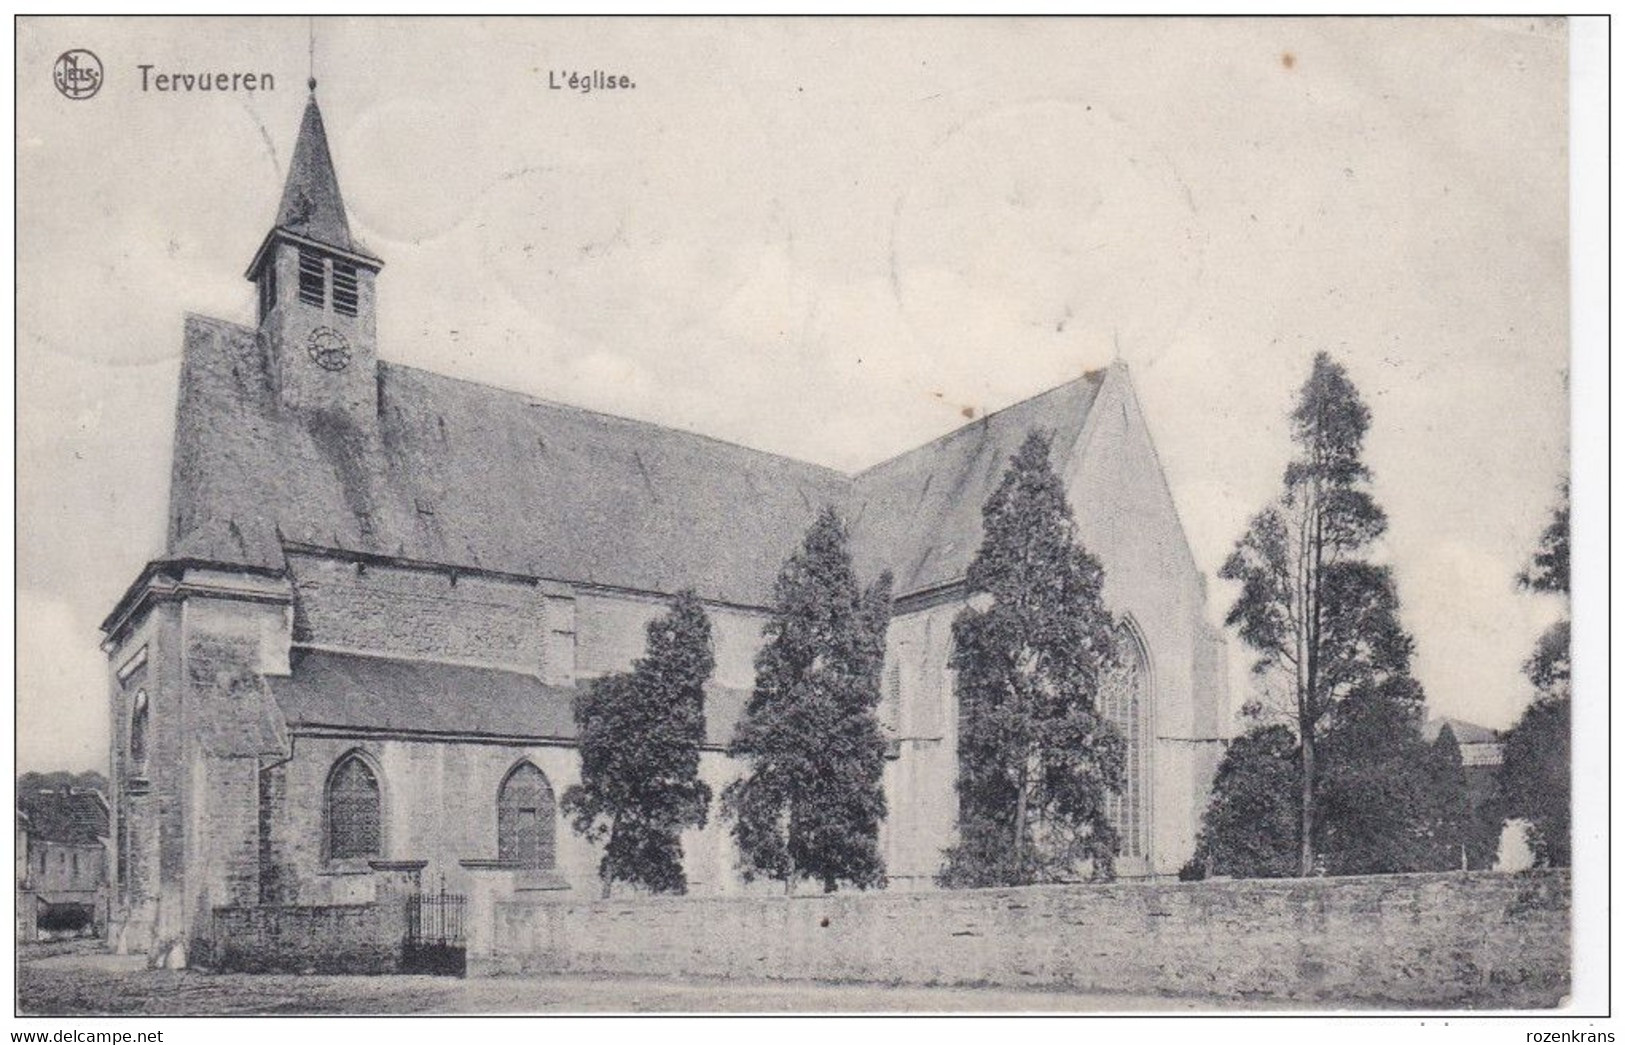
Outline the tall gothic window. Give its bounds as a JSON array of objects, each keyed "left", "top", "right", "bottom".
[
  {"left": 326, "top": 753, "right": 381, "bottom": 861},
  {"left": 1099, "top": 627, "right": 1150, "bottom": 861},
  {"left": 497, "top": 762, "right": 556, "bottom": 869},
  {"left": 129, "top": 690, "right": 149, "bottom": 767}
]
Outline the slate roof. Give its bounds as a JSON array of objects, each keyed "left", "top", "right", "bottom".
[
  {"left": 19, "top": 790, "right": 108, "bottom": 846},
  {"left": 271, "top": 648, "right": 750, "bottom": 748},
  {"left": 168, "top": 316, "right": 1106, "bottom": 607},
  {"left": 849, "top": 375, "right": 1104, "bottom": 594}
]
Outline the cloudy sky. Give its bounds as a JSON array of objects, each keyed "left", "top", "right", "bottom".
[{"left": 16, "top": 17, "right": 1574, "bottom": 772}]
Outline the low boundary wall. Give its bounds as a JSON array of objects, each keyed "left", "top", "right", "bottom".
[
  {"left": 479, "top": 870, "right": 1569, "bottom": 1007},
  {"left": 208, "top": 902, "right": 405, "bottom": 974}
]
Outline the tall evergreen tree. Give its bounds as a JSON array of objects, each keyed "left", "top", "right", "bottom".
[
  {"left": 1220, "top": 352, "right": 1424, "bottom": 876},
  {"left": 723, "top": 507, "right": 893, "bottom": 893},
  {"left": 939, "top": 431, "right": 1125, "bottom": 887},
  {"left": 1423, "top": 722, "right": 1474, "bottom": 871},
  {"left": 561, "top": 590, "right": 715, "bottom": 896},
  {"left": 1498, "top": 484, "right": 1571, "bottom": 866}
]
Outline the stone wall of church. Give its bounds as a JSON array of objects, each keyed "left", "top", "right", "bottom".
[
  {"left": 878, "top": 601, "right": 960, "bottom": 889},
  {"left": 286, "top": 550, "right": 769, "bottom": 693},
  {"left": 1063, "top": 371, "right": 1228, "bottom": 876},
  {"left": 259, "top": 736, "right": 758, "bottom": 903},
  {"left": 287, "top": 552, "right": 558, "bottom": 678}
]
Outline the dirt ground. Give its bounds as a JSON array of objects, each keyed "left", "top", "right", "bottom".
[{"left": 15, "top": 949, "right": 1231, "bottom": 1015}]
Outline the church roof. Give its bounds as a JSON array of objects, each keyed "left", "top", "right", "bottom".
[
  {"left": 849, "top": 375, "right": 1105, "bottom": 595},
  {"left": 274, "top": 96, "right": 356, "bottom": 253},
  {"left": 270, "top": 648, "right": 750, "bottom": 748},
  {"left": 168, "top": 316, "right": 1108, "bottom": 606}
]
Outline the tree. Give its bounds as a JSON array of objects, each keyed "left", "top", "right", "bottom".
[
  {"left": 1423, "top": 722, "right": 1475, "bottom": 872},
  {"left": 722, "top": 507, "right": 893, "bottom": 893},
  {"left": 1498, "top": 484, "right": 1571, "bottom": 866},
  {"left": 1315, "top": 674, "right": 1437, "bottom": 875},
  {"left": 561, "top": 590, "right": 715, "bottom": 896},
  {"left": 1219, "top": 352, "right": 1422, "bottom": 876},
  {"left": 938, "top": 431, "right": 1126, "bottom": 887},
  {"left": 1189, "top": 724, "right": 1300, "bottom": 879}
]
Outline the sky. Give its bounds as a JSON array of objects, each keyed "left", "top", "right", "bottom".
[{"left": 15, "top": 16, "right": 1575, "bottom": 772}]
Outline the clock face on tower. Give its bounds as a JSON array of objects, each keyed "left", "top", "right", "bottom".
[{"left": 306, "top": 327, "right": 352, "bottom": 372}]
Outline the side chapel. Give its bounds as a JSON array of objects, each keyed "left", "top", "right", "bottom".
[{"left": 100, "top": 93, "right": 1229, "bottom": 961}]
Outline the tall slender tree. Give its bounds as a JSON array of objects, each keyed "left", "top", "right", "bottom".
[
  {"left": 723, "top": 507, "right": 893, "bottom": 893},
  {"left": 1220, "top": 352, "right": 1414, "bottom": 876},
  {"left": 939, "top": 431, "right": 1125, "bottom": 887},
  {"left": 561, "top": 590, "right": 714, "bottom": 896}
]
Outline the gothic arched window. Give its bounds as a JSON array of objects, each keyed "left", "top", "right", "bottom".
[
  {"left": 1100, "top": 627, "right": 1151, "bottom": 861},
  {"left": 498, "top": 762, "right": 556, "bottom": 869},
  {"left": 326, "top": 753, "right": 381, "bottom": 861},
  {"left": 129, "top": 690, "right": 149, "bottom": 766}
]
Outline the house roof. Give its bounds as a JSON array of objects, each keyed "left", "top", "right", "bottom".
[
  {"left": 167, "top": 316, "right": 1108, "bottom": 607},
  {"left": 270, "top": 648, "right": 750, "bottom": 748},
  {"left": 19, "top": 790, "right": 108, "bottom": 846},
  {"left": 1423, "top": 716, "right": 1501, "bottom": 747}
]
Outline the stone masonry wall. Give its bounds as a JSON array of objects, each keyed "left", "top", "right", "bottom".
[
  {"left": 206, "top": 902, "right": 404, "bottom": 974},
  {"left": 482, "top": 870, "right": 1570, "bottom": 1007}
]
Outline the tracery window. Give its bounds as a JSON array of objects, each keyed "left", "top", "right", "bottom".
[
  {"left": 1099, "top": 627, "right": 1151, "bottom": 861},
  {"left": 497, "top": 762, "right": 556, "bottom": 869},
  {"left": 326, "top": 753, "right": 381, "bottom": 861}
]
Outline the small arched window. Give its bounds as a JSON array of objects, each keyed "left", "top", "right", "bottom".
[
  {"left": 129, "top": 690, "right": 149, "bottom": 766},
  {"left": 497, "top": 762, "right": 556, "bottom": 869},
  {"left": 326, "top": 753, "right": 381, "bottom": 861}
]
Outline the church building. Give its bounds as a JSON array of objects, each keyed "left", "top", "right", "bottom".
[{"left": 100, "top": 93, "right": 1229, "bottom": 963}]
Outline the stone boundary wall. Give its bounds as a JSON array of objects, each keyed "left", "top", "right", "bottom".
[
  {"left": 480, "top": 870, "right": 1569, "bottom": 1007},
  {"left": 208, "top": 902, "right": 404, "bottom": 974}
]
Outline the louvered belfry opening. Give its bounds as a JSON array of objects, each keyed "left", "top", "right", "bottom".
[
  {"left": 497, "top": 762, "right": 556, "bottom": 869},
  {"left": 332, "top": 261, "right": 358, "bottom": 316},
  {"left": 297, "top": 249, "right": 325, "bottom": 308},
  {"left": 326, "top": 753, "right": 381, "bottom": 860}
]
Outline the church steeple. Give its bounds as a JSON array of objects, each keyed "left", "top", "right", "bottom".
[
  {"left": 247, "top": 87, "right": 382, "bottom": 418},
  {"left": 273, "top": 95, "right": 355, "bottom": 253}
]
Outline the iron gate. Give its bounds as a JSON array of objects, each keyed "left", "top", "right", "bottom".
[{"left": 402, "top": 887, "right": 467, "bottom": 976}]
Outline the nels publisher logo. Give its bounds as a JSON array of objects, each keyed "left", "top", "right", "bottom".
[{"left": 53, "top": 49, "right": 103, "bottom": 100}]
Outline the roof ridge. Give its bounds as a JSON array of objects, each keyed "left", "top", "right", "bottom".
[{"left": 851, "top": 368, "right": 1108, "bottom": 480}]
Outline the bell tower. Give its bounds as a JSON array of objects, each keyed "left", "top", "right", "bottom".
[{"left": 246, "top": 84, "right": 383, "bottom": 417}]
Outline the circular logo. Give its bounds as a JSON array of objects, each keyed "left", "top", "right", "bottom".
[
  {"left": 306, "top": 327, "right": 352, "bottom": 372},
  {"left": 53, "top": 49, "right": 103, "bottom": 100}
]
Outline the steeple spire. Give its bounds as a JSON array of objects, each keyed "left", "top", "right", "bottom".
[
  {"left": 246, "top": 91, "right": 383, "bottom": 421},
  {"left": 275, "top": 95, "right": 353, "bottom": 253}
]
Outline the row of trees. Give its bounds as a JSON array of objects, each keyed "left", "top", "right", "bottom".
[
  {"left": 564, "top": 429, "right": 1136, "bottom": 896},
  {"left": 563, "top": 509, "right": 895, "bottom": 896},
  {"left": 562, "top": 350, "right": 1569, "bottom": 895}
]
